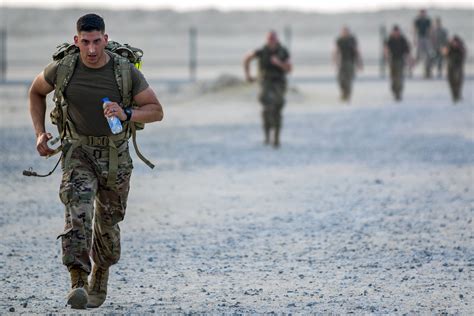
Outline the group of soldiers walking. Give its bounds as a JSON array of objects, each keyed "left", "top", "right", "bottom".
[
  {"left": 244, "top": 12, "right": 467, "bottom": 150},
  {"left": 333, "top": 9, "right": 467, "bottom": 103}
]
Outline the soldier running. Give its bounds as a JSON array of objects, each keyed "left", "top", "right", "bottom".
[
  {"left": 333, "top": 26, "right": 363, "bottom": 102},
  {"left": 443, "top": 35, "right": 467, "bottom": 103},
  {"left": 244, "top": 31, "right": 292, "bottom": 148},
  {"left": 28, "top": 14, "right": 164, "bottom": 309},
  {"left": 384, "top": 25, "right": 412, "bottom": 101}
]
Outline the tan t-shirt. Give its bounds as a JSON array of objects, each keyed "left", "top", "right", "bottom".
[{"left": 43, "top": 52, "right": 149, "bottom": 136}]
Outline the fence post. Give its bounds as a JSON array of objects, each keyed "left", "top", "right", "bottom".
[
  {"left": 0, "top": 29, "right": 6, "bottom": 82},
  {"left": 379, "top": 25, "right": 386, "bottom": 78},
  {"left": 189, "top": 27, "right": 197, "bottom": 82},
  {"left": 284, "top": 25, "right": 292, "bottom": 51}
]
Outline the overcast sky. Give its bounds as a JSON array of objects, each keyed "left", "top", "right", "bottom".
[{"left": 1, "top": 0, "right": 473, "bottom": 12}]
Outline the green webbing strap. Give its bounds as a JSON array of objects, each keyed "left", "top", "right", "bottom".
[
  {"left": 120, "top": 59, "right": 132, "bottom": 107},
  {"left": 130, "top": 123, "right": 155, "bottom": 169},
  {"left": 62, "top": 134, "right": 122, "bottom": 189},
  {"left": 63, "top": 138, "right": 85, "bottom": 171},
  {"left": 107, "top": 138, "right": 119, "bottom": 188}
]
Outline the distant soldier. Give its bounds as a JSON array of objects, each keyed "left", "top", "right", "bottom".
[
  {"left": 413, "top": 9, "right": 433, "bottom": 78},
  {"left": 384, "top": 25, "right": 412, "bottom": 101},
  {"left": 443, "top": 35, "right": 467, "bottom": 103},
  {"left": 430, "top": 17, "right": 448, "bottom": 78},
  {"left": 333, "top": 26, "right": 363, "bottom": 102},
  {"left": 244, "top": 31, "right": 292, "bottom": 148}
]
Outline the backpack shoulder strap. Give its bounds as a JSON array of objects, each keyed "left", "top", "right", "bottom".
[
  {"left": 54, "top": 53, "right": 78, "bottom": 101},
  {"left": 112, "top": 53, "right": 132, "bottom": 107},
  {"left": 112, "top": 52, "right": 154, "bottom": 169},
  {"left": 52, "top": 53, "right": 78, "bottom": 138}
]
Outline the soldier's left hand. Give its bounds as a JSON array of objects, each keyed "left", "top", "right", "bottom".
[{"left": 104, "top": 101, "right": 126, "bottom": 121}]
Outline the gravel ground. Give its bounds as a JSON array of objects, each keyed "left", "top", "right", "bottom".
[{"left": 0, "top": 79, "right": 473, "bottom": 313}]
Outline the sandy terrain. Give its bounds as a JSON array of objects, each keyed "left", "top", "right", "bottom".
[
  {"left": 0, "top": 76, "right": 473, "bottom": 313},
  {"left": 0, "top": 6, "right": 473, "bottom": 313}
]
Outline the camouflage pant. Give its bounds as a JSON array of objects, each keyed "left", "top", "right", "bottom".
[
  {"left": 447, "top": 64, "right": 463, "bottom": 101},
  {"left": 390, "top": 59, "right": 405, "bottom": 99},
  {"left": 338, "top": 62, "right": 355, "bottom": 99},
  {"left": 258, "top": 79, "right": 286, "bottom": 129},
  {"left": 58, "top": 141, "right": 133, "bottom": 273},
  {"left": 416, "top": 37, "right": 434, "bottom": 77}
]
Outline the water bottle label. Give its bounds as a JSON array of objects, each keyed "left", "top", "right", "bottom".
[{"left": 102, "top": 97, "right": 123, "bottom": 134}]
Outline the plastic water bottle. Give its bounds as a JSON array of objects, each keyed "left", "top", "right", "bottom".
[{"left": 102, "top": 97, "right": 123, "bottom": 134}]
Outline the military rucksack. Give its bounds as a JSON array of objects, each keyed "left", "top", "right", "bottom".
[{"left": 49, "top": 40, "right": 154, "bottom": 172}]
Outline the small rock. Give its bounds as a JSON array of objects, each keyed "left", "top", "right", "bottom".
[
  {"left": 459, "top": 294, "right": 464, "bottom": 299},
  {"left": 22, "top": 302, "right": 27, "bottom": 308},
  {"left": 287, "top": 303, "right": 296, "bottom": 307},
  {"left": 298, "top": 274, "right": 305, "bottom": 279},
  {"left": 9, "top": 307, "right": 15, "bottom": 312}
]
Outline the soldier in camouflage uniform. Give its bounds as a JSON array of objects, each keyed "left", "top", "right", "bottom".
[
  {"left": 384, "top": 25, "right": 412, "bottom": 101},
  {"left": 28, "top": 14, "right": 164, "bottom": 309},
  {"left": 413, "top": 9, "right": 433, "bottom": 78},
  {"left": 430, "top": 17, "right": 448, "bottom": 78},
  {"left": 333, "top": 26, "right": 363, "bottom": 102},
  {"left": 443, "top": 35, "right": 466, "bottom": 103},
  {"left": 244, "top": 31, "right": 292, "bottom": 148}
]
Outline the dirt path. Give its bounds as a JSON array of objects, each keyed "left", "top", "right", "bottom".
[{"left": 1, "top": 80, "right": 473, "bottom": 313}]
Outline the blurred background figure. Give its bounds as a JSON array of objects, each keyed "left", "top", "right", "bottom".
[
  {"left": 244, "top": 31, "right": 292, "bottom": 148},
  {"left": 443, "top": 35, "right": 467, "bottom": 103},
  {"left": 413, "top": 9, "right": 433, "bottom": 78},
  {"left": 385, "top": 25, "right": 412, "bottom": 101},
  {"left": 333, "top": 26, "right": 363, "bottom": 103},
  {"left": 430, "top": 17, "right": 449, "bottom": 78}
]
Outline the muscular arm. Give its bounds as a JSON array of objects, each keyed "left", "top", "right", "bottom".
[
  {"left": 271, "top": 56, "right": 292, "bottom": 73},
  {"left": 104, "top": 86, "right": 163, "bottom": 123},
  {"left": 29, "top": 72, "right": 55, "bottom": 156},
  {"left": 383, "top": 44, "right": 390, "bottom": 61},
  {"left": 130, "top": 87, "right": 164, "bottom": 123},
  {"left": 243, "top": 51, "right": 257, "bottom": 82}
]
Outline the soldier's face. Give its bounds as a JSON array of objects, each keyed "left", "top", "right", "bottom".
[
  {"left": 74, "top": 31, "right": 108, "bottom": 67},
  {"left": 341, "top": 27, "right": 350, "bottom": 37},
  {"left": 267, "top": 32, "right": 278, "bottom": 49}
]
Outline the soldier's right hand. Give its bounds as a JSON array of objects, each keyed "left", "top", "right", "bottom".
[{"left": 36, "top": 132, "right": 55, "bottom": 156}]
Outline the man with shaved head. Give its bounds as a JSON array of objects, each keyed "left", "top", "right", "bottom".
[{"left": 244, "top": 31, "right": 292, "bottom": 148}]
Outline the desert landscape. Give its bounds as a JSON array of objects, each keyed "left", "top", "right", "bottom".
[{"left": 0, "top": 7, "right": 473, "bottom": 313}]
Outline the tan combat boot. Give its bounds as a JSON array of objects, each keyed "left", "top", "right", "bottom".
[
  {"left": 67, "top": 268, "right": 89, "bottom": 309},
  {"left": 87, "top": 265, "right": 109, "bottom": 308}
]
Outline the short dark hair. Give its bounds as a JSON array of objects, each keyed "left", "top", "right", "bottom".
[{"left": 76, "top": 13, "right": 105, "bottom": 33}]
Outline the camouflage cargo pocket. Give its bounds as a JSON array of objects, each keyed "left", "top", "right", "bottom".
[
  {"left": 56, "top": 227, "right": 76, "bottom": 266},
  {"left": 59, "top": 169, "right": 74, "bottom": 205}
]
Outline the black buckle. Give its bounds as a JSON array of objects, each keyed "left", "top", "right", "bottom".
[{"left": 93, "top": 149, "right": 102, "bottom": 159}]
